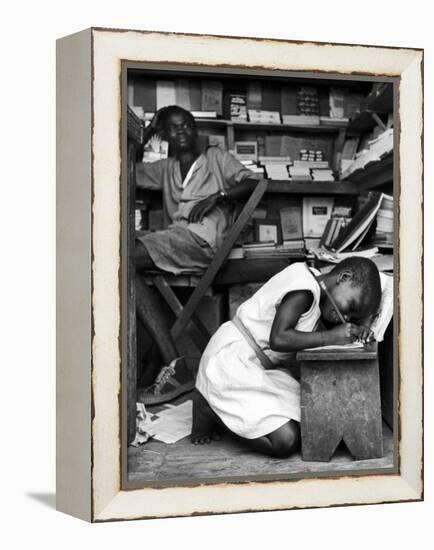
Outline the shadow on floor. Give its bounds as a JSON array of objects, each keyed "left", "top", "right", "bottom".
[{"left": 26, "top": 492, "right": 56, "bottom": 510}]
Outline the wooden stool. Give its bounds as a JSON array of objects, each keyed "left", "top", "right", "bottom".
[{"left": 296, "top": 342, "right": 383, "bottom": 462}]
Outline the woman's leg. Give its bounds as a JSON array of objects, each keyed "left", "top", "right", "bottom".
[
  {"left": 135, "top": 240, "right": 179, "bottom": 365},
  {"left": 243, "top": 421, "right": 300, "bottom": 458}
]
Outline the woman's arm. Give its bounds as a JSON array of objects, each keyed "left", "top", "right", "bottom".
[
  {"left": 188, "top": 178, "right": 259, "bottom": 223},
  {"left": 269, "top": 291, "right": 364, "bottom": 352}
]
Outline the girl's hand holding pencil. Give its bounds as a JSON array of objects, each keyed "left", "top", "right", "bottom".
[{"left": 326, "top": 323, "right": 366, "bottom": 345}]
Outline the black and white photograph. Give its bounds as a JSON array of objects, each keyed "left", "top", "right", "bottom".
[{"left": 124, "top": 66, "right": 396, "bottom": 484}]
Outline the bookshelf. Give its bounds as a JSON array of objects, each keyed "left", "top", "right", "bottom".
[{"left": 129, "top": 73, "right": 394, "bottom": 266}]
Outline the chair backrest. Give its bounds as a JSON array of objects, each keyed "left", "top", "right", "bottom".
[{"left": 170, "top": 178, "right": 268, "bottom": 340}]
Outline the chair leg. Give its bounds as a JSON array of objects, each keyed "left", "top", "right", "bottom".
[
  {"left": 153, "top": 276, "right": 210, "bottom": 352},
  {"left": 135, "top": 276, "right": 180, "bottom": 365}
]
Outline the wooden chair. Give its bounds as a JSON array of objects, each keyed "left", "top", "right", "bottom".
[
  {"left": 296, "top": 342, "right": 383, "bottom": 462},
  {"left": 146, "top": 178, "right": 269, "bottom": 353}
]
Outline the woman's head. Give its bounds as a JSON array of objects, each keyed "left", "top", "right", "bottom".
[{"left": 157, "top": 106, "right": 198, "bottom": 153}]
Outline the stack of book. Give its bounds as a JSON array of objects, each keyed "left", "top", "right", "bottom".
[
  {"left": 282, "top": 114, "right": 320, "bottom": 126},
  {"left": 248, "top": 109, "right": 281, "bottom": 124},
  {"left": 330, "top": 192, "right": 390, "bottom": 253},
  {"left": 260, "top": 157, "right": 291, "bottom": 180},
  {"left": 243, "top": 242, "right": 305, "bottom": 260},
  {"left": 311, "top": 168, "right": 335, "bottom": 181},
  {"left": 288, "top": 161, "right": 312, "bottom": 181},
  {"left": 240, "top": 159, "right": 266, "bottom": 176},
  {"left": 341, "top": 128, "right": 393, "bottom": 179},
  {"left": 371, "top": 194, "right": 393, "bottom": 247}
]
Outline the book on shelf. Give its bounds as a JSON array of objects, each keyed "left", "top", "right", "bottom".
[
  {"left": 311, "top": 169, "right": 335, "bottom": 181},
  {"left": 280, "top": 206, "right": 303, "bottom": 241},
  {"left": 201, "top": 81, "right": 223, "bottom": 116},
  {"left": 229, "top": 94, "right": 248, "bottom": 121},
  {"left": 293, "top": 160, "right": 329, "bottom": 169},
  {"left": 234, "top": 141, "right": 258, "bottom": 161},
  {"left": 264, "top": 135, "right": 283, "bottom": 157},
  {"left": 330, "top": 192, "right": 392, "bottom": 253},
  {"left": 342, "top": 128, "right": 393, "bottom": 179},
  {"left": 341, "top": 137, "right": 359, "bottom": 160},
  {"left": 259, "top": 155, "right": 291, "bottom": 164},
  {"left": 282, "top": 114, "right": 320, "bottom": 126},
  {"left": 175, "top": 79, "right": 192, "bottom": 110},
  {"left": 288, "top": 165, "right": 312, "bottom": 180},
  {"left": 281, "top": 239, "right": 305, "bottom": 250},
  {"left": 243, "top": 243, "right": 305, "bottom": 260},
  {"left": 247, "top": 81, "right": 262, "bottom": 110},
  {"left": 248, "top": 165, "right": 266, "bottom": 175},
  {"left": 281, "top": 85, "right": 298, "bottom": 116},
  {"left": 189, "top": 80, "right": 202, "bottom": 111},
  {"left": 264, "top": 163, "right": 290, "bottom": 180},
  {"left": 302, "top": 197, "right": 335, "bottom": 238},
  {"left": 329, "top": 87, "right": 347, "bottom": 119},
  {"left": 130, "top": 105, "right": 145, "bottom": 119},
  {"left": 133, "top": 78, "right": 157, "bottom": 112},
  {"left": 262, "top": 84, "right": 281, "bottom": 112},
  {"left": 248, "top": 109, "right": 281, "bottom": 124},
  {"left": 319, "top": 116, "right": 349, "bottom": 126},
  {"left": 344, "top": 92, "right": 365, "bottom": 120},
  {"left": 228, "top": 247, "right": 244, "bottom": 260},
  {"left": 156, "top": 80, "right": 176, "bottom": 110},
  {"left": 191, "top": 110, "right": 218, "bottom": 118}
]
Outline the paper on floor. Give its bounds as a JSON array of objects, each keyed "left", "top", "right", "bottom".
[
  {"left": 145, "top": 400, "right": 193, "bottom": 444},
  {"left": 130, "top": 402, "right": 153, "bottom": 447}
]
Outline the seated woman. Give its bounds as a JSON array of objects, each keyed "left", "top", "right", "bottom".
[
  {"left": 192, "top": 258, "right": 381, "bottom": 458},
  {"left": 135, "top": 106, "right": 261, "bottom": 405}
]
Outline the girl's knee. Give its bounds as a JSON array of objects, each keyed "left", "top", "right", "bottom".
[{"left": 272, "top": 421, "right": 300, "bottom": 458}]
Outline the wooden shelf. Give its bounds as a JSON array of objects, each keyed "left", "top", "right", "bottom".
[
  {"left": 138, "top": 180, "right": 360, "bottom": 196},
  {"left": 215, "top": 258, "right": 295, "bottom": 285},
  {"left": 195, "top": 118, "right": 347, "bottom": 134},
  {"left": 345, "top": 154, "right": 393, "bottom": 190},
  {"left": 266, "top": 180, "right": 359, "bottom": 195}
]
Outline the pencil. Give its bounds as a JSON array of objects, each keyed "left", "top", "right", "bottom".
[{"left": 319, "top": 280, "right": 346, "bottom": 325}]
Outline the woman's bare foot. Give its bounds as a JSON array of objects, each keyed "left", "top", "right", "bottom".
[{"left": 191, "top": 390, "right": 223, "bottom": 445}]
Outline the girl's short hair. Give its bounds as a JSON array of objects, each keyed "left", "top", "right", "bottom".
[{"left": 332, "top": 257, "right": 382, "bottom": 316}]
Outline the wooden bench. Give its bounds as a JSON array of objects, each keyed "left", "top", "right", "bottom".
[{"left": 296, "top": 342, "right": 383, "bottom": 462}]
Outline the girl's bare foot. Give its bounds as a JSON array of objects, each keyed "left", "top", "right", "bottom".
[{"left": 191, "top": 390, "right": 223, "bottom": 445}]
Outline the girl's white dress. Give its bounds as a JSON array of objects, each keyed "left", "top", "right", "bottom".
[{"left": 195, "top": 262, "right": 322, "bottom": 439}]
